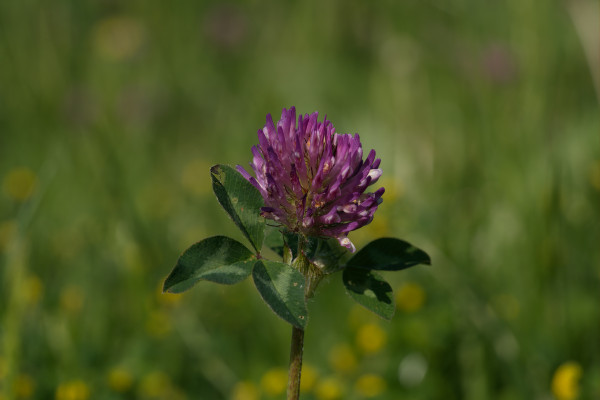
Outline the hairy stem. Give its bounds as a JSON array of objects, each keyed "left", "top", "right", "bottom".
[
  {"left": 287, "top": 235, "right": 326, "bottom": 399},
  {"left": 287, "top": 325, "right": 305, "bottom": 400}
]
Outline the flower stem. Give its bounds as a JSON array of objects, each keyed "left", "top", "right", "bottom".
[{"left": 287, "top": 325, "right": 304, "bottom": 400}]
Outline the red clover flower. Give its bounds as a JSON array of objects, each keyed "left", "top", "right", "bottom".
[
  {"left": 237, "top": 106, "right": 385, "bottom": 252},
  {"left": 164, "top": 106, "right": 430, "bottom": 400}
]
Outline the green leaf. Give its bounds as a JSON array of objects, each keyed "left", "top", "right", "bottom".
[
  {"left": 252, "top": 260, "right": 307, "bottom": 329},
  {"left": 343, "top": 267, "right": 395, "bottom": 320},
  {"left": 347, "top": 238, "right": 431, "bottom": 271},
  {"left": 211, "top": 164, "right": 265, "bottom": 253},
  {"left": 164, "top": 236, "right": 255, "bottom": 293}
]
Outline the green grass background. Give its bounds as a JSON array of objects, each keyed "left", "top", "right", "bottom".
[{"left": 1, "top": 0, "right": 599, "bottom": 399}]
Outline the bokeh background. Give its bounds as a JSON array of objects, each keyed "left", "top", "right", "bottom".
[{"left": 1, "top": 1, "right": 599, "bottom": 399}]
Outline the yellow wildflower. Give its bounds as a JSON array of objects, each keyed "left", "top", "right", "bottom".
[
  {"left": 355, "top": 373, "right": 386, "bottom": 397},
  {"left": 328, "top": 344, "right": 357, "bottom": 374},
  {"left": 60, "top": 286, "right": 85, "bottom": 314},
  {"left": 315, "top": 377, "right": 344, "bottom": 400},
  {"left": 55, "top": 380, "right": 90, "bottom": 400},
  {"left": 3, "top": 167, "right": 37, "bottom": 201},
  {"left": 356, "top": 323, "right": 387, "bottom": 355},
  {"left": 260, "top": 368, "right": 287, "bottom": 397},
  {"left": 551, "top": 362, "right": 582, "bottom": 400},
  {"left": 22, "top": 275, "right": 43, "bottom": 306},
  {"left": 300, "top": 364, "right": 318, "bottom": 393},
  {"left": 590, "top": 160, "right": 600, "bottom": 191},
  {"left": 14, "top": 374, "right": 35, "bottom": 399},
  {"left": 396, "top": 282, "right": 425, "bottom": 313},
  {"left": 231, "top": 381, "right": 259, "bottom": 400},
  {"left": 107, "top": 367, "right": 134, "bottom": 393}
]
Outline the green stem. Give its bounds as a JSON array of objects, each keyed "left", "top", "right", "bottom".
[
  {"left": 286, "top": 235, "right": 326, "bottom": 399},
  {"left": 287, "top": 325, "right": 304, "bottom": 400}
]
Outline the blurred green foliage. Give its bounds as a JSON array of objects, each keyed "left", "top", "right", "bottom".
[{"left": 1, "top": 0, "right": 599, "bottom": 399}]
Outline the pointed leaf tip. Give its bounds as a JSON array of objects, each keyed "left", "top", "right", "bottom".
[
  {"left": 211, "top": 164, "right": 265, "bottom": 253},
  {"left": 163, "top": 236, "right": 255, "bottom": 293},
  {"left": 347, "top": 238, "right": 431, "bottom": 271}
]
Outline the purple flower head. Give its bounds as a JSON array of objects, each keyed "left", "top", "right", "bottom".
[{"left": 237, "top": 107, "right": 384, "bottom": 252}]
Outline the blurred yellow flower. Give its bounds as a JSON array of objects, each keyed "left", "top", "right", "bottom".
[
  {"left": 590, "top": 160, "right": 600, "bottom": 191},
  {"left": 328, "top": 344, "right": 357, "bottom": 374},
  {"left": 300, "top": 364, "right": 318, "bottom": 392},
  {"left": 146, "top": 310, "right": 172, "bottom": 338},
  {"left": 356, "top": 323, "right": 387, "bottom": 355},
  {"left": 107, "top": 367, "right": 134, "bottom": 393},
  {"left": 551, "top": 362, "right": 582, "bottom": 400},
  {"left": 93, "top": 16, "right": 145, "bottom": 61},
  {"left": 355, "top": 373, "right": 386, "bottom": 397},
  {"left": 396, "top": 282, "right": 426, "bottom": 313},
  {"left": 315, "top": 377, "right": 344, "bottom": 400},
  {"left": 231, "top": 381, "right": 259, "bottom": 400},
  {"left": 0, "top": 220, "right": 17, "bottom": 252},
  {"left": 55, "top": 380, "right": 90, "bottom": 400},
  {"left": 60, "top": 286, "right": 85, "bottom": 314},
  {"left": 140, "top": 371, "right": 171, "bottom": 398},
  {"left": 260, "top": 367, "right": 287, "bottom": 397},
  {"left": 22, "top": 275, "right": 43, "bottom": 306},
  {"left": 14, "top": 374, "right": 35, "bottom": 399},
  {"left": 3, "top": 167, "right": 37, "bottom": 202}
]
